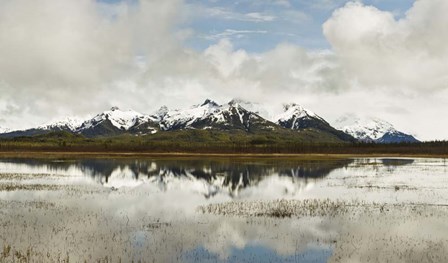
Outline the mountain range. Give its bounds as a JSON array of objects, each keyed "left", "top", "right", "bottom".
[{"left": 0, "top": 99, "right": 419, "bottom": 143}]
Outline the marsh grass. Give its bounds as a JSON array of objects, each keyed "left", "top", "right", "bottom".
[{"left": 198, "top": 199, "right": 440, "bottom": 219}]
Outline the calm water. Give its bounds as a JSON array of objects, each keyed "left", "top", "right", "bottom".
[{"left": 1, "top": 157, "right": 448, "bottom": 262}]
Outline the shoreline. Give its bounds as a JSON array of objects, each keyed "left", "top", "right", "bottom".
[{"left": 0, "top": 151, "right": 446, "bottom": 159}]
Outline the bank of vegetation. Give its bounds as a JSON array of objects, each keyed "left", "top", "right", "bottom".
[{"left": 0, "top": 131, "right": 447, "bottom": 156}]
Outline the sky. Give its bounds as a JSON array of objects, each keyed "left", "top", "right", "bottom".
[{"left": 0, "top": 0, "right": 447, "bottom": 140}]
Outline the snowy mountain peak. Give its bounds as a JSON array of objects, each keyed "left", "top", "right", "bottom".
[
  {"left": 228, "top": 99, "right": 249, "bottom": 109},
  {"left": 157, "top": 99, "right": 275, "bottom": 132},
  {"left": 283, "top": 103, "right": 299, "bottom": 111},
  {"left": 201, "top": 99, "right": 220, "bottom": 107},
  {"left": 154, "top": 106, "right": 169, "bottom": 121},
  {"left": 335, "top": 115, "right": 392, "bottom": 129},
  {"left": 274, "top": 103, "right": 355, "bottom": 141},
  {"left": 78, "top": 108, "right": 144, "bottom": 131},
  {"left": 334, "top": 115, "right": 393, "bottom": 141},
  {"left": 102, "top": 108, "right": 143, "bottom": 119},
  {"left": 227, "top": 99, "right": 272, "bottom": 119},
  {"left": 333, "top": 115, "right": 418, "bottom": 143},
  {"left": 277, "top": 103, "right": 323, "bottom": 123},
  {"left": 228, "top": 98, "right": 242, "bottom": 106},
  {"left": 38, "top": 116, "right": 85, "bottom": 132},
  {"left": 228, "top": 99, "right": 255, "bottom": 114}
]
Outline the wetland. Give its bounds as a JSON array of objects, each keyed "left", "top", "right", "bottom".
[{"left": 1, "top": 156, "right": 448, "bottom": 262}]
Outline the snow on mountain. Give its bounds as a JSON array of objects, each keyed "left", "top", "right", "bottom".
[
  {"left": 334, "top": 115, "right": 419, "bottom": 143},
  {"left": 153, "top": 106, "right": 169, "bottom": 122},
  {"left": 1, "top": 100, "right": 417, "bottom": 143},
  {"left": 228, "top": 99, "right": 270, "bottom": 119},
  {"left": 38, "top": 116, "right": 85, "bottom": 132},
  {"left": 77, "top": 107, "right": 150, "bottom": 132},
  {"left": 276, "top": 103, "right": 327, "bottom": 129},
  {"left": 159, "top": 99, "right": 223, "bottom": 130},
  {"left": 334, "top": 115, "right": 395, "bottom": 141},
  {"left": 128, "top": 115, "right": 159, "bottom": 135},
  {"left": 275, "top": 103, "right": 355, "bottom": 142},
  {"left": 158, "top": 99, "right": 275, "bottom": 131}
]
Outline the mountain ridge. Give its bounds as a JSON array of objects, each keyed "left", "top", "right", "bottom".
[{"left": 0, "top": 99, "right": 417, "bottom": 143}]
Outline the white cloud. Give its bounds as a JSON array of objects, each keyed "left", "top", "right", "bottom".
[
  {"left": 245, "top": 12, "right": 276, "bottom": 22},
  {"left": 202, "top": 7, "right": 276, "bottom": 22},
  {"left": 203, "top": 29, "right": 268, "bottom": 41},
  {"left": 0, "top": 0, "right": 184, "bottom": 124},
  {"left": 204, "top": 39, "right": 250, "bottom": 77},
  {"left": 323, "top": 1, "right": 448, "bottom": 93}
]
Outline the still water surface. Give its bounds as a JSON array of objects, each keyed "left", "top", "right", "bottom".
[{"left": 0, "top": 157, "right": 447, "bottom": 262}]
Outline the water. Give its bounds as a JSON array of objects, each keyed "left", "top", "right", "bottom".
[{"left": 0, "top": 157, "right": 448, "bottom": 262}]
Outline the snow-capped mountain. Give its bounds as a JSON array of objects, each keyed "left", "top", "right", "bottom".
[
  {"left": 76, "top": 107, "right": 158, "bottom": 137},
  {"left": 159, "top": 99, "right": 277, "bottom": 132},
  {"left": 38, "top": 117, "right": 85, "bottom": 132},
  {"left": 77, "top": 107, "right": 145, "bottom": 131},
  {"left": 153, "top": 106, "right": 169, "bottom": 122},
  {"left": 276, "top": 103, "right": 326, "bottom": 129},
  {"left": 227, "top": 99, "right": 270, "bottom": 119},
  {"left": 0, "top": 99, "right": 420, "bottom": 143},
  {"left": 276, "top": 104, "right": 355, "bottom": 142},
  {"left": 334, "top": 115, "right": 419, "bottom": 143},
  {"left": 0, "top": 100, "right": 278, "bottom": 138},
  {"left": 0, "top": 107, "right": 159, "bottom": 138}
]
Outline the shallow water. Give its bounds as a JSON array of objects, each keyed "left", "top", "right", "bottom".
[{"left": 0, "top": 157, "right": 447, "bottom": 262}]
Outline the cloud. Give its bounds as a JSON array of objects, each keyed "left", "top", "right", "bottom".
[
  {"left": 202, "top": 7, "right": 276, "bottom": 22},
  {"left": 203, "top": 29, "right": 268, "bottom": 41},
  {"left": 204, "top": 39, "right": 250, "bottom": 78},
  {"left": 0, "top": 0, "right": 184, "bottom": 122},
  {"left": 323, "top": 1, "right": 448, "bottom": 92},
  {"left": 245, "top": 12, "right": 276, "bottom": 22}
]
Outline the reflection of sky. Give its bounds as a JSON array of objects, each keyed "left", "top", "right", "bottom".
[{"left": 182, "top": 245, "right": 333, "bottom": 263}]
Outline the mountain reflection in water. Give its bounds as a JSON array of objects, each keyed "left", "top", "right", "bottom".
[{"left": 0, "top": 158, "right": 353, "bottom": 197}]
